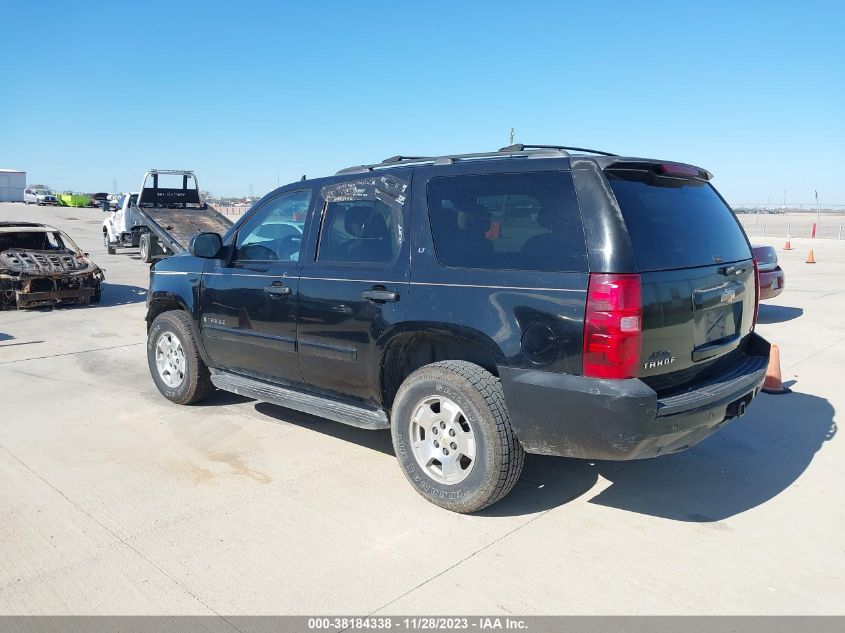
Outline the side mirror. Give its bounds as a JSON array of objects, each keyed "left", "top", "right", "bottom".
[{"left": 189, "top": 232, "right": 223, "bottom": 259}]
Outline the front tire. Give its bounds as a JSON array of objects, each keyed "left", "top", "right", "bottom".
[
  {"left": 147, "top": 311, "right": 214, "bottom": 405},
  {"left": 391, "top": 361, "right": 525, "bottom": 513}
]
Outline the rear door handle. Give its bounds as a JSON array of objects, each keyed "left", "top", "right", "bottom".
[
  {"left": 264, "top": 281, "right": 291, "bottom": 297},
  {"left": 363, "top": 289, "right": 399, "bottom": 303}
]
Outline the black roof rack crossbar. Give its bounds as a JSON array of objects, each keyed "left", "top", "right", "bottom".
[
  {"left": 381, "top": 155, "right": 429, "bottom": 164},
  {"left": 498, "top": 143, "right": 617, "bottom": 157}
]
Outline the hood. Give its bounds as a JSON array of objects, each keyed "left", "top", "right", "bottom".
[{"left": 0, "top": 249, "right": 101, "bottom": 275}]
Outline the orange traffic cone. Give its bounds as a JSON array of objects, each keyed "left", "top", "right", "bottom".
[
  {"left": 762, "top": 344, "right": 791, "bottom": 395},
  {"left": 806, "top": 249, "right": 816, "bottom": 264},
  {"left": 784, "top": 239, "right": 793, "bottom": 250}
]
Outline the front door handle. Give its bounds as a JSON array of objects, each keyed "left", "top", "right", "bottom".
[
  {"left": 264, "top": 281, "right": 291, "bottom": 297},
  {"left": 363, "top": 289, "right": 399, "bottom": 303}
]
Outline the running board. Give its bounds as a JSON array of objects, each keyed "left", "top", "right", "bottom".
[{"left": 209, "top": 370, "right": 390, "bottom": 430}]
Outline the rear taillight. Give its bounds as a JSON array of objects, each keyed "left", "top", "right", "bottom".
[
  {"left": 583, "top": 273, "right": 642, "bottom": 379},
  {"left": 752, "top": 258, "right": 760, "bottom": 329}
]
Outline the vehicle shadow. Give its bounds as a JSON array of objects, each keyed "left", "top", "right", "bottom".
[
  {"left": 192, "top": 389, "right": 254, "bottom": 407},
  {"left": 485, "top": 390, "right": 835, "bottom": 519},
  {"left": 96, "top": 283, "right": 148, "bottom": 307},
  {"left": 247, "top": 392, "right": 834, "bottom": 523},
  {"left": 254, "top": 401, "right": 395, "bottom": 456},
  {"left": 757, "top": 304, "right": 803, "bottom": 324}
]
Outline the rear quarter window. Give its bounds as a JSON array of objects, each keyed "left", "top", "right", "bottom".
[
  {"left": 426, "top": 171, "right": 587, "bottom": 272},
  {"left": 607, "top": 170, "right": 751, "bottom": 271}
]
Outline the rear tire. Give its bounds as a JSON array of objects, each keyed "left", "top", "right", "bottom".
[
  {"left": 147, "top": 311, "right": 214, "bottom": 405},
  {"left": 139, "top": 233, "right": 153, "bottom": 263},
  {"left": 391, "top": 361, "right": 525, "bottom": 513}
]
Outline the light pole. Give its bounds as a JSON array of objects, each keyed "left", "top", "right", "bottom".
[{"left": 815, "top": 190, "right": 821, "bottom": 231}]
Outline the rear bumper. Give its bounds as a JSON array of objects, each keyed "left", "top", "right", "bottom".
[
  {"left": 759, "top": 267, "right": 784, "bottom": 299},
  {"left": 500, "top": 333, "right": 770, "bottom": 460}
]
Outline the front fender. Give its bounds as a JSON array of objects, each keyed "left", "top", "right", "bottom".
[{"left": 147, "top": 258, "right": 210, "bottom": 363}]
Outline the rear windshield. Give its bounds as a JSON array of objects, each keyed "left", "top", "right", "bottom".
[{"left": 607, "top": 170, "right": 751, "bottom": 271}]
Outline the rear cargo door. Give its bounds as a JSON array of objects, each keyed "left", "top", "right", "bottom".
[{"left": 606, "top": 168, "right": 755, "bottom": 392}]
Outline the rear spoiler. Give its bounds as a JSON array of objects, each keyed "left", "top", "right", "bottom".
[{"left": 593, "top": 157, "right": 713, "bottom": 181}]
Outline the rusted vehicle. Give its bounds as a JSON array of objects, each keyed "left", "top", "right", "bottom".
[{"left": 0, "top": 222, "right": 105, "bottom": 310}]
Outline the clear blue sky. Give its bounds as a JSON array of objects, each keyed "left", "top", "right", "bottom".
[{"left": 1, "top": 0, "right": 842, "bottom": 204}]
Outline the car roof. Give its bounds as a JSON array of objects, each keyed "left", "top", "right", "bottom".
[
  {"left": 0, "top": 221, "right": 46, "bottom": 228},
  {"left": 261, "top": 146, "right": 712, "bottom": 205},
  {"left": 0, "top": 222, "right": 59, "bottom": 233},
  {"left": 335, "top": 146, "right": 584, "bottom": 176},
  {"left": 331, "top": 144, "right": 711, "bottom": 178}
]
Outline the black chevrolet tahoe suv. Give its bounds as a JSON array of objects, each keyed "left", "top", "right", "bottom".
[{"left": 146, "top": 144, "right": 770, "bottom": 513}]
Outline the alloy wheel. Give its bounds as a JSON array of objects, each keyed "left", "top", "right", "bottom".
[{"left": 409, "top": 395, "right": 476, "bottom": 485}]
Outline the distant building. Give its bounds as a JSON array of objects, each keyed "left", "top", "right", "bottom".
[{"left": 0, "top": 169, "right": 26, "bottom": 202}]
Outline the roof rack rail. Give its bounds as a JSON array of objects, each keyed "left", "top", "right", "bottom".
[
  {"left": 498, "top": 144, "right": 616, "bottom": 157},
  {"left": 336, "top": 144, "right": 617, "bottom": 175}
]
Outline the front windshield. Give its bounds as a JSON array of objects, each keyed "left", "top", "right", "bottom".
[
  {"left": 35, "top": 189, "right": 53, "bottom": 195},
  {"left": 118, "top": 194, "right": 138, "bottom": 208},
  {"left": 0, "top": 230, "right": 73, "bottom": 252},
  {"left": 56, "top": 229, "right": 82, "bottom": 253}
]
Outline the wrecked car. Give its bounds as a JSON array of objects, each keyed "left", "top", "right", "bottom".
[{"left": 0, "top": 222, "right": 105, "bottom": 310}]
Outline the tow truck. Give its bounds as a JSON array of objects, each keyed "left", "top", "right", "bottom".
[{"left": 102, "top": 170, "right": 232, "bottom": 263}]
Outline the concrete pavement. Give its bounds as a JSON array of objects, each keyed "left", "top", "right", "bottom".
[{"left": 0, "top": 202, "right": 842, "bottom": 614}]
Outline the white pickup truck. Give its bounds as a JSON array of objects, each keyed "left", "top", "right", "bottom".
[
  {"left": 102, "top": 191, "right": 142, "bottom": 255},
  {"left": 102, "top": 170, "right": 231, "bottom": 262}
]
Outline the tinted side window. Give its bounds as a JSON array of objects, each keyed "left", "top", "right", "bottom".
[
  {"left": 315, "top": 175, "right": 408, "bottom": 264},
  {"left": 236, "top": 190, "right": 311, "bottom": 262},
  {"left": 318, "top": 200, "right": 396, "bottom": 263},
  {"left": 607, "top": 171, "right": 751, "bottom": 271},
  {"left": 426, "top": 171, "right": 587, "bottom": 272}
]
